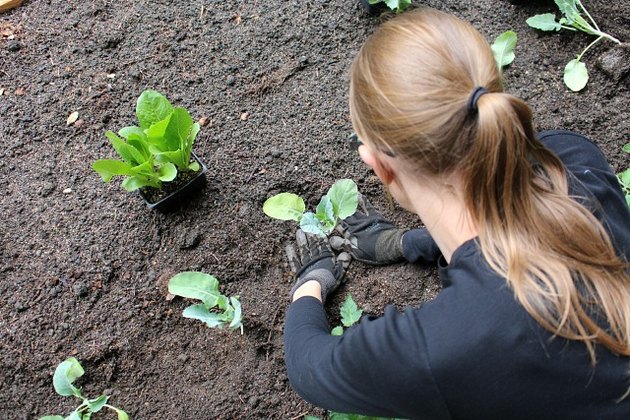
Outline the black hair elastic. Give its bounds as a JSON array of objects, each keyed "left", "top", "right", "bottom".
[{"left": 467, "top": 86, "right": 489, "bottom": 113}]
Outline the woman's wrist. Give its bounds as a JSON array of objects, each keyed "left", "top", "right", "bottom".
[{"left": 291, "top": 280, "right": 322, "bottom": 303}]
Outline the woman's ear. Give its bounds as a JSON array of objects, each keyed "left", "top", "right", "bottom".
[{"left": 359, "top": 145, "right": 395, "bottom": 185}]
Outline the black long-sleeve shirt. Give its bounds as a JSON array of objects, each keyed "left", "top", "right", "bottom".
[{"left": 284, "top": 131, "right": 630, "bottom": 419}]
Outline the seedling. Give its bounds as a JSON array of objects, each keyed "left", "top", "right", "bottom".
[
  {"left": 618, "top": 143, "right": 630, "bottom": 207},
  {"left": 331, "top": 294, "right": 363, "bottom": 336},
  {"left": 40, "top": 357, "right": 129, "bottom": 420},
  {"left": 168, "top": 271, "right": 243, "bottom": 334},
  {"left": 491, "top": 31, "right": 517, "bottom": 73},
  {"left": 93, "top": 90, "right": 201, "bottom": 192},
  {"left": 526, "top": 0, "right": 622, "bottom": 91},
  {"left": 263, "top": 179, "right": 359, "bottom": 237},
  {"left": 366, "top": 0, "right": 411, "bottom": 14}
]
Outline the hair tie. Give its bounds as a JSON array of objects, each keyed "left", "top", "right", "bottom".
[{"left": 467, "top": 86, "right": 489, "bottom": 113}]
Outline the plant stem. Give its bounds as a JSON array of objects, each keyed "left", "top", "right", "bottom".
[
  {"left": 576, "top": 0, "right": 600, "bottom": 32},
  {"left": 577, "top": 35, "right": 604, "bottom": 61}
]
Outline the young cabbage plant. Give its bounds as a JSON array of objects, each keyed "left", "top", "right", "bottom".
[
  {"left": 263, "top": 179, "right": 359, "bottom": 237},
  {"left": 618, "top": 143, "right": 630, "bottom": 207},
  {"left": 168, "top": 271, "right": 243, "bottom": 334},
  {"left": 491, "top": 31, "right": 517, "bottom": 74},
  {"left": 92, "top": 90, "right": 200, "bottom": 192},
  {"left": 40, "top": 357, "right": 129, "bottom": 420},
  {"left": 526, "top": 0, "right": 622, "bottom": 91},
  {"left": 366, "top": 0, "right": 411, "bottom": 14},
  {"left": 331, "top": 294, "right": 363, "bottom": 336}
]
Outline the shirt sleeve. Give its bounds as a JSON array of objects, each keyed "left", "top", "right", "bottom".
[
  {"left": 284, "top": 296, "right": 451, "bottom": 419},
  {"left": 402, "top": 228, "right": 442, "bottom": 264}
]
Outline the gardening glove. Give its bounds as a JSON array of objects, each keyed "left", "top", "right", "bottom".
[
  {"left": 287, "top": 229, "right": 351, "bottom": 303},
  {"left": 330, "top": 194, "right": 406, "bottom": 265}
]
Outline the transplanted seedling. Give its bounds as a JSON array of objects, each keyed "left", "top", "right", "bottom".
[
  {"left": 263, "top": 179, "right": 359, "bottom": 237},
  {"left": 526, "top": 0, "right": 622, "bottom": 91},
  {"left": 40, "top": 357, "right": 129, "bottom": 420},
  {"left": 366, "top": 0, "right": 411, "bottom": 14},
  {"left": 491, "top": 31, "right": 517, "bottom": 74},
  {"left": 331, "top": 294, "right": 363, "bottom": 336},
  {"left": 618, "top": 143, "right": 630, "bottom": 207},
  {"left": 168, "top": 271, "right": 243, "bottom": 333}
]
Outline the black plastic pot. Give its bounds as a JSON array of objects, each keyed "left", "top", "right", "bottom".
[
  {"left": 138, "top": 152, "right": 208, "bottom": 212},
  {"left": 359, "top": 0, "right": 388, "bottom": 15}
]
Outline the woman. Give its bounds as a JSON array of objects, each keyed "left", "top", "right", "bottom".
[{"left": 284, "top": 8, "right": 630, "bottom": 420}]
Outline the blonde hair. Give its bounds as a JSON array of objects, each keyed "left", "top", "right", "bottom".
[{"left": 350, "top": 8, "right": 630, "bottom": 361}]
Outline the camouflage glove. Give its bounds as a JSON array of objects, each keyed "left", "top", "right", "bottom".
[
  {"left": 330, "top": 194, "right": 406, "bottom": 265},
  {"left": 287, "top": 230, "right": 351, "bottom": 303}
]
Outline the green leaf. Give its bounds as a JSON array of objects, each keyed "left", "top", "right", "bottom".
[
  {"left": 228, "top": 296, "right": 243, "bottom": 330},
  {"left": 39, "top": 416, "right": 65, "bottom": 420},
  {"left": 164, "top": 107, "right": 194, "bottom": 152},
  {"left": 340, "top": 294, "right": 363, "bottom": 328},
  {"left": 105, "top": 131, "right": 146, "bottom": 166},
  {"left": 158, "top": 162, "right": 177, "bottom": 182},
  {"left": 168, "top": 272, "right": 221, "bottom": 303},
  {"left": 619, "top": 169, "right": 630, "bottom": 187},
  {"left": 145, "top": 116, "right": 171, "bottom": 148},
  {"left": 118, "top": 126, "right": 146, "bottom": 142},
  {"left": 52, "top": 357, "right": 84, "bottom": 397},
  {"left": 188, "top": 161, "right": 201, "bottom": 172},
  {"left": 622, "top": 143, "right": 630, "bottom": 153},
  {"left": 315, "top": 195, "right": 335, "bottom": 226},
  {"left": 331, "top": 326, "right": 344, "bottom": 336},
  {"left": 136, "top": 90, "right": 174, "bottom": 129},
  {"left": 300, "top": 212, "right": 327, "bottom": 236},
  {"left": 121, "top": 175, "right": 158, "bottom": 192},
  {"left": 92, "top": 160, "right": 133, "bottom": 183},
  {"left": 263, "top": 193, "right": 305, "bottom": 221},
  {"left": 86, "top": 395, "right": 108, "bottom": 413},
  {"left": 215, "top": 294, "right": 229, "bottom": 311},
  {"left": 183, "top": 304, "right": 226, "bottom": 328},
  {"left": 304, "top": 416, "right": 321, "bottom": 420},
  {"left": 153, "top": 150, "right": 186, "bottom": 169},
  {"left": 328, "top": 179, "right": 359, "bottom": 219},
  {"left": 564, "top": 58, "right": 588, "bottom": 91},
  {"left": 526, "top": 13, "right": 563, "bottom": 31},
  {"left": 112, "top": 408, "right": 129, "bottom": 420},
  {"left": 382, "top": 0, "right": 411, "bottom": 12},
  {"left": 491, "top": 31, "right": 517, "bottom": 69},
  {"left": 66, "top": 411, "right": 82, "bottom": 420}
]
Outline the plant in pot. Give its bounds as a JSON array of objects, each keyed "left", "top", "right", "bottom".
[{"left": 92, "top": 90, "right": 207, "bottom": 211}]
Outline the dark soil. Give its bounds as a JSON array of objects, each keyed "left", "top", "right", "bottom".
[{"left": 1, "top": 0, "right": 628, "bottom": 419}]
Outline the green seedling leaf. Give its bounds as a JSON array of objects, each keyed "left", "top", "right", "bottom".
[
  {"left": 228, "top": 296, "right": 243, "bottom": 331},
  {"left": 328, "top": 179, "right": 359, "bottom": 219},
  {"left": 112, "top": 408, "right": 129, "bottom": 420},
  {"left": 158, "top": 162, "right": 177, "bottom": 182},
  {"left": 164, "top": 107, "right": 194, "bottom": 152},
  {"left": 39, "top": 416, "right": 64, "bottom": 420},
  {"left": 382, "top": 0, "right": 411, "bottom": 13},
  {"left": 331, "top": 326, "right": 344, "bottom": 336},
  {"left": 619, "top": 169, "right": 630, "bottom": 187},
  {"left": 315, "top": 195, "right": 336, "bottom": 231},
  {"left": 118, "top": 126, "right": 146, "bottom": 142},
  {"left": 53, "top": 357, "right": 84, "bottom": 397},
  {"left": 526, "top": 13, "right": 563, "bottom": 31},
  {"left": 340, "top": 294, "right": 363, "bottom": 327},
  {"left": 564, "top": 58, "right": 588, "bottom": 91},
  {"left": 85, "top": 395, "right": 108, "bottom": 412},
  {"left": 491, "top": 31, "right": 517, "bottom": 69},
  {"left": 263, "top": 193, "right": 306, "bottom": 221},
  {"left": 623, "top": 143, "right": 630, "bottom": 153},
  {"left": 92, "top": 160, "right": 133, "bottom": 183},
  {"left": 188, "top": 161, "right": 200, "bottom": 171},
  {"left": 300, "top": 212, "right": 327, "bottom": 236},
  {"left": 168, "top": 272, "right": 220, "bottom": 303},
  {"left": 66, "top": 411, "right": 82, "bottom": 420},
  {"left": 105, "top": 131, "right": 146, "bottom": 166},
  {"left": 136, "top": 90, "right": 174, "bottom": 129},
  {"left": 182, "top": 304, "right": 226, "bottom": 328},
  {"left": 121, "top": 175, "right": 158, "bottom": 192}
]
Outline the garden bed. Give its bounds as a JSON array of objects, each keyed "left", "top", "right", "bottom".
[{"left": 1, "top": 0, "right": 628, "bottom": 418}]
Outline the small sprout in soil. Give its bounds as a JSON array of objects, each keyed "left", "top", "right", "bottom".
[
  {"left": 367, "top": 0, "right": 411, "bottom": 14},
  {"left": 40, "top": 357, "right": 129, "bottom": 420},
  {"left": 618, "top": 143, "right": 630, "bottom": 207},
  {"left": 526, "top": 0, "right": 622, "bottom": 92},
  {"left": 491, "top": 31, "right": 517, "bottom": 74},
  {"left": 168, "top": 271, "right": 244, "bottom": 333},
  {"left": 92, "top": 90, "right": 201, "bottom": 192},
  {"left": 263, "top": 179, "right": 359, "bottom": 237},
  {"left": 331, "top": 294, "right": 363, "bottom": 336}
]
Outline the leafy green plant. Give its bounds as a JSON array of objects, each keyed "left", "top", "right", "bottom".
[
  {"left": 40, "top": 357, "right": 129, "bottom": 420},
  {"left": 168, "top": 271, "right": 243, "bottom": 333},
  {"left": 491, "top": 31, "right": 517, "bottom": 73},
  {"left": 618, "top": 143, "right": 630, "bottom": 207},
  {"left": 92, "top": 90, "right": 201, "bottom": 192},
  {"left": 331, "top": 294, "right": 363, "bottom": 336},
  {"left": 526, "top": 0, "right": 622, "bottom": 91},
  {"left": 367, "top": 0, "right": 411, "bottom": 14},
  {"left": 263, "top": 179, "right": 359, "bottom": 237}
]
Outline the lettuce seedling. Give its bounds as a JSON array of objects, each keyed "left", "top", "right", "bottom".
[
  {"left": 526, "top": 0, "right": 622, "bottom": 91},
  {"left": 367, "top": 0, "right": 411, "bottom": 14},
  {"left": 168, "top": 271, "right": 243, "bottom": 334},
  {"left": 92, "top": 90, "right": 200, "bottom": 192},
  {"left": 40, "top": 357, "right": 129, "bottom": 420},
  {"left": 491, "top": 31, "right": 517, "bottom": 73},
  {"left": 618, "top": 143, "right": 630, "bottom": 207},
  {"left": 263, "top": 179, "right": 358, "bottom": 237},
  {"left": 331, "top": 294, "right": 363, "bottom": 336}
]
